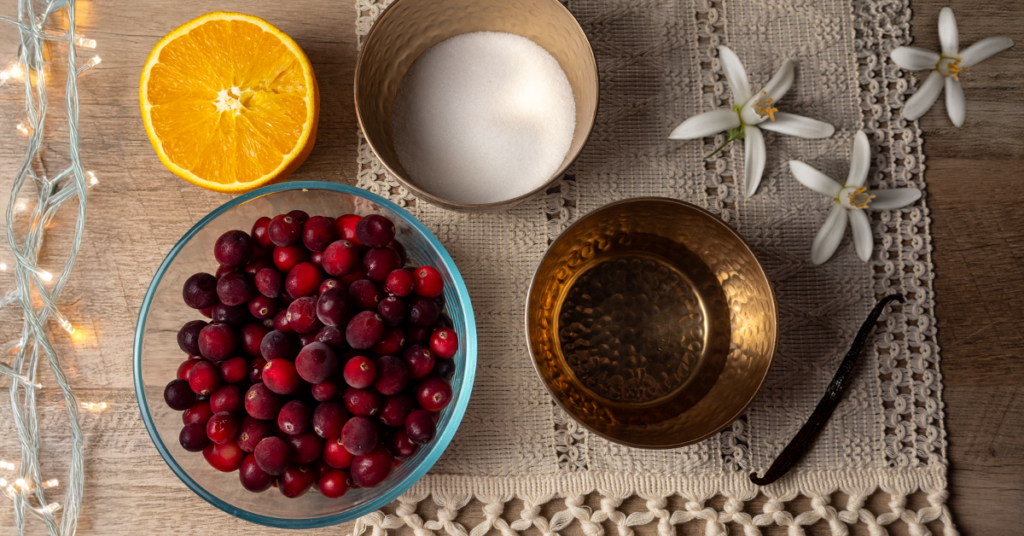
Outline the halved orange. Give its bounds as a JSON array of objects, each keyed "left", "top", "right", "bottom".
[{"left": 140, "top": 12, "right": 319, "bottom": 193}]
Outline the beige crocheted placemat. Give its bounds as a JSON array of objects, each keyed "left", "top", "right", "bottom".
[{"left": 351, "top": 0, "right": 955, "bottom": 534}]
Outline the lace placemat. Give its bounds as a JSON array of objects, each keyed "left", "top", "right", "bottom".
[{"left": 351, "top": 0, "right": 955, "bottom": 534}]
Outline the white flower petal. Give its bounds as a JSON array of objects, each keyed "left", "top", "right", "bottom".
[
  {"left": 811, "top": 204, "right": 849, "bottom": 265},
  {"left": 938, "top": 7, "right": 959, "bottom": 57},
  {"left": 758, "top": 112, "right": 835, "bottom": 139},
  {"left": 890, "top": 47, "right": 941, "bottom": 70},
  {"left": 668, "top": 109, "right": 740, "bottom": 139},
  {"left": 960, "top": 36, "right": 1014, "bottom": 67},
  {"left": 903, "top": 71, "right": 944, "bottom": 121},
  {"left": 867, "top": 188, "right": 922, "bottom": 209},
  {"left": 718, "top": 46, "right": 751, "bottom": 104},
  {"left": 945, "top": 77, "right": 965, "bottom": 127},
  {"left": 740, "top": 60, "right": 795, "bottom": 124},
  {"left": 847, "top": 130, "right": 871, "bottom": 187},
  {"left": 848, "top": 209, "right": 873, "bottom": 262},
  {"left": 744, "top": 125, "right": 766, "bottom": 197},
  {"left": 789, "top": 161, "right": 842, "bottom": 198}
]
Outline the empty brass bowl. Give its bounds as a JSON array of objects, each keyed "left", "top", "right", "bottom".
[
  {"left": 354, "top": 0, "right": 598, "bottom": 211},
  {"left": 526, "top": 198, "right": 778, "bottom": 448}
]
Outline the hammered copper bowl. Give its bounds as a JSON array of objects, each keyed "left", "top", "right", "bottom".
[
  {"left": 526, "top": 198, "right": 778, "bottom": 448},
  {"left": 354, "top": 0, "right": 598, "bottom": 211}
]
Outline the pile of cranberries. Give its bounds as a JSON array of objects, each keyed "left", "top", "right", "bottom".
[{"left": 163, "top": 210, "right": 459, "bottom": 500}]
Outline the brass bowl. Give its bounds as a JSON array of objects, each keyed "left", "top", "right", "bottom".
[
  {"left": 354, "top": 0, "right": 598, "bottom": 211},
  {"left": 526, "top": 198, "right": 778, "bottom": 448}
]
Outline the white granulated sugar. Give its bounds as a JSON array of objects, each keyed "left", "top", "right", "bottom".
[{"left": 392, "top": 32, "right": 576, "bottom": 205}]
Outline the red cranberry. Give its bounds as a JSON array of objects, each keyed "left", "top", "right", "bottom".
[
  {"left": 373, "top": 355, "right": 409, "bottom": 395},
  {"left": 252, "top": 216, "right": 273, "bottom": 249},
  {"left": 269, "top": 214, "right": 302, "bottom": 247},
  {"left": 262, "top": 359, "right": 300, "bottom": 395},
  {"left": 277, "top": 399, "right": 312, "bottom": 435},
  {"left": 405, "top": 409, "right": 436, "bottom": 444},
  {"left": 187, "top": 360, "right": 221, "bottom": 396},
  {"left": 287, "top": 210, "right": 310, "bottom": 224},
  {"left": 302, "top": 216, "right": 337, "bottom": 252},
  {"left": 341, "top": 416, "right": 378, "bottom": 456},
  {"left": 413, "top": 266, "right": 444, "bottom": 298},
  {"left": 379, "top": 393, "right": 417, "bottom": 427},
  {"left": 339, "top": 269, "right": 368, "bottom": 286},
  {"left": 388, "top": 429, "right": 418, "bottom": 459},
  {"left": 312, "top": 379, "right": 339, "bottom": 401},
  {"left": 211, "top": 302, "right": 253, "bottom": 328},
  {"left": 248, "top": 357, "right": 268, "bottom": 383},
  {"left": 183, "top": 273, "right": 219, "bottom": 309},
  {"left": 343, "top": 356, "right": 376, "bottom": 389},
  {"left": 216, "top": 264, "right": 238, "bottom": 279},
  {"left": 177, "top": 320, "right": 207, "bottom": 355},
  {"left": 199, "top": 307, "right": 213, "bottom": 318},
  {"left": 239, "top": 454, "right": 274, "bottom": 492},
  {"left": 237, "top": 416, "right": 274, "bottom": 452},
  {"left": 319, "top": 278, "right": 339, "bottom": 294},
  {"left": 272, "top": 309, "right": 292, "bottom": 332},
  {"left": 323, "top": 437, "right": 355, "bottom": 469},
  {"left": 216, "top": 272, "right": 257, "bottom": 306},
  {"left": 416, "top": 376, "right": 453, "bottom": 412},
  {"left": 254, "top": 436, "right": 290, "bottom": 475},
  {"left": 206, "top": 412, "right": 239, "bottom": 444},
  {"left": 203, "top": 440, "right": 245, "bottom": 472},
  {"left": 286, "top": 262, "right": 323, "bottom": 299},
  {"left": 296, "top": 342, "right": 338, "bottom": 384},
  {"left": 315, "top": 325, "right": 345, "bottom": 350},
  {"left": 318, "top": 469, "right": 351, "bottom": 498},
  {"left": 343, "top": 387, "right": 381, "bottom": 416},
  {"left": 273, "top": 244, "right": 309, "bottom": 272},
  {"left": 215, "top": 230, "right": 254, "bottom": 267},
  {"left": 316, "top": 288, "right": 353, "bottom": 326},
  {"left": 372, "top": 327, "right": 405, "bottom": 356},
  {"left": 356, "top": 214, "right": 396, "bottom": 248},
  {"left": 210, "top": 384, "right": 244, "bottom": 413},
  {"left": 346, "top": 311, "right": 384, "bottom": 349},
  {"left": 286, "top": 296, "right": 322, "bottom": 334},
  {"left": 180, "top": 422, "right": 211, "bottom": 452},
  {"left": 198, "top": 323, "right": 237, "bottom": 361},
  {"left": 177, "top": 359, "right": 201, "bottom": 381},
  {"left": 255, "top": 267, "right": 284, "bottom": 298},
  {"left": 406, "top": 325, "right": 431, "bottom": 346},
  {"left": 377, "top": 296, "right": 407, "bottom": 326},
  {"left": 388, "top": 239, "right": 407, "bottom": 266},
  {"left": 183, "top": 400, "right": 214, "bottom": 426},
  {"left": 286, "top": 431, "right": 324, "bottom": 464},
  {"left": 385, "top": 269, "right": 415, "bottom": 297},
  {"left": 260, "top": 330, "right": 299, "bottom": 361},
  {"left": 322, "top": 240, "right": 361, "bottom": 277},
  {"left": 313, "top": 401, "right": 349, "bottom": 439},
  {"left": 335, "top": 214, "right": 363, "bottom": 246},
  {"left": 278, "top": 465, "right": 315, "bottom": 498},
  {"left": 348, "top": 279, "right": 383, "bottom": 311},
  {"left": 310, "top": 250, "right": 324, "bottom": 266},
  {"left": 408, "top": 297, "right": 440, "bottom": 327},
  {"left": 297, "top": 332, "right": 316, "bottom": 347},
  {"left": 245, "top": 382, "right": 283, "bottom": 420},
  {"left": 433, "top": 358, "right": 455, "bottom": 381},
  {"left": 363, "top": 247, "right": 401, "bottom": 282},
  {"left": 245, "top": 257, "right": 275, "bottom": 277},
  {"left": 401, "top": 345, "right": 435, "bottom": 379},
  {"left": 241, "top": 322, "right": 270, "bottom": 357},
  {"left": 350, "top": 444, "right": 394, "bottom": 488},
  {"left": 218, "top": 357, "right": 247, "bottom": 385},
  {"left": 430, "top": 328, "right": 459, "bottom": 359}
]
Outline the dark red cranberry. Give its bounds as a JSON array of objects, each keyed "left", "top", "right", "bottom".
[
  {"left": 363, "top": 247, "right": 401, "bottom": 282},
  {"left": 405, "top": 325, "right": 431, "bottom": 346},
  {"left": 260, "top": 330, "right": 299, "bottom": 362},
  {"left": 343, "top": 356, "right": 375, "bottom": 389},
  {"left": 245, "top": 382, "right": 283, "bottom": 420},
  {"left": 385, "top": 269, "right": 415, "bottom": 297},
  {"left": 315, "top": 325, "right": 345, "bottom": 350},
  {"left": 335, "top": 214, "right": 363, "bottom": 246},
  {"left": 206, "top": 411, "right": 239, "bottom": 444},
  {"left": 287, "top": 210, "right": 310, "bottom": 224},
  {"left": 177, "top": 359, "right": 201, "bottom": 381},
  {"left": 248, "top": 295, "right": 279, "bottom": 320},
  {"left": 341, "top": 416, "right": 378, "bottom": 456},
  {"left": 263, "top": 359, "right": 300, "bottom": 395},
  {"left": 187, "top": 360, "right": 221, "bottom": 396},
  {"left": 430, "top": 328, "right": 459, "bottom": 359},
  {"left": 373, "top": 355, "right": 409, "bottom": 395},
  {"left": 215, "top": 230, "right": 254, "bottom": 267},
  {"left": 183, "top": 400, "right": 214, "bottom": 426},
  {"left": 339, "top": 269, "right": 368, "bottom": 286},
  {"left": 413, "top": 266, "right": 444, "bottom": 298},
  {"left": 239, "top": 454, "right": 274, "bottom": 492},
  {"left": 245, "top": 257, "right": 275, "bottom": 277},
  {"left": 316, "top": 288, "right": 353, "bottom": 326},
  {"left": 272, "top": 309, "right": 292, "bottom": 332},
  {"left": 310, "top": 250, "right": 324, "bottom": 266},
  {"left": 387, "top": 239, "right": 407, "bottom": 266},
  {"left": 198, "top": 323, "right": 237, "bottom": 361},
  {"left": 286, "top": 296, "right": 321, "bottom": 334},
  {"left": 356, "top": 214, "right": 396, "bottom": 248},
  {"left": 237, "top": 416, "right": 274, "bottom": 452},
  {"left": 313, "top": 401, "right": 349, "bottom": 439},
  {"left": 405, "top": 409, "right": 436, "bottom": 444},
  {"left": 177, "top": 320, "right": 207, "bottom": 355},
  {"left": 408, "top": 297, "right": 440, "bottom": 327},
  {"left": 322, "top": 240, "right": 361, "bottom": 277},
  {"left": 433, "top": 358, "right": 455, "bottom": 381},
  {"left": 350, "top": 444, "right": 394, "bottom": 488},
  {"left": 248, "top": 357, "right": 268, "bottom": 383},
  {"left": 318, "top": 469, "right": 351, "bottom": 498},
  {"left": 203, "top": 440, "right": 245, "bottom": 472},
  {"left": 343, "top": 387, "right": 381, "bottom": 416},
  {"left": 345, "top": 311, "right": 384, "bottom": 349},
  {"left": 286, "top": 432, "right": 324, "bottom": 464},
  {"left": 183, "top": 273, "right": 219, "bottom": 309},
  {"left": 348, "top": 279, "right": 383, "bottom": 311},
  {"left": 323, "top": 437, "right": 355, "bottom": 469},
  {"left": 401, "top": 345, "right": 435, "bottom": 379},
  {"left": 296, "top": 342, "right": 338, "bottom": 384},
  {"left": 311, "top": 379, "right": 339, "bottom": 401},
  {"left": 372, "top": 327, "right": 405, "bottom": 356},
  {"left": 216, "top": 272, "right": 256, "bottom": 306},
  {"left": 165, "top": 379, "right": 197, "bottom": 410},
  {"left": 254, "top": 436, "right": 290, "bottom": 475},
  {"left": 388, "top": 429, "right": 418, "bottom": 459},
  {"left": 241, "top": 322, "right": 270, "bottom": 357},
  {"left": 416, "top": 376, "right": 453, "bottom": 412},
  {"left": 255, "top": 267, "right": 284, "bottom": 298},
  {"left": 273, "top": 244, "right": 309, "bottom": 272},
  {"left": 286, "top": 262, "right": 323, "bottom": 299},
  {"left": 210, "top": 384, "right": 243, "bottom": 413},
  {"left": 179, "top": 423, "right": 210, "bottom": 452},
  {"left": 277, "top": 399, "right": 312, "bottom": 435},
  {"left": 269, "top": 214, "right": 302, "bottom": 247},
  {"left": 211, "top": 302, "right": 253, "bottom": 328},
  {"left": 377, "top": 296, "right": 407, "bottom": 326},
  {"left": 251, "top": 216, "right": 273, "bottom": 249},
  {"left": 302, "top": 216, "right": 337, "bottom": 252},
  {"left": 215, "top": 264, "right": 238, "bottom": 279},
  {"left": 379, "top": 393, "right": 417, "bottom": 427},
  {"left": 298, "top": 331, "right": 318, "bottom": 347},
  {"left": 319, "top": 278, "right": 339, "bottom": 294},
  {"left": 278, "top": 465, "right": 315, "bottom": 498},
  {"left": 199, "top": 307, "right": 213, "bottom": 318}
]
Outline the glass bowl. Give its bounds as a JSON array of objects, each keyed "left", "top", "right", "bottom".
[{"left": 133, "top": 181, "right": 476, "bottom": 528}]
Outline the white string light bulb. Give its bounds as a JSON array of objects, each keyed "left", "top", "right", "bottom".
[{"left": 74, "top": 36, "right": 95, "bottom": 49}]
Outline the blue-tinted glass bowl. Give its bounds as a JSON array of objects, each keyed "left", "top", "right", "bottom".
[{"left": 133, "top": 182, "right": 476, "bottom": 528}]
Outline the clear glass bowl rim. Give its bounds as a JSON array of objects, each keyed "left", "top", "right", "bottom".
[{"left": 132, "top": 181, "right": 477, "bottom": 529}]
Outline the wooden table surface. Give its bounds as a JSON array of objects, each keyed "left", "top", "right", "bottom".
[{"left": 0, "top": 0, "right": 1020, "bottom": 535}]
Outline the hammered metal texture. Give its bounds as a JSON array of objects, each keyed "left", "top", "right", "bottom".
[
  {"left": 354, "top": 0, "right": 598, "bottom": 210},
  {"left": 527, "top": 198, "right": 778, "bottom": 448}
]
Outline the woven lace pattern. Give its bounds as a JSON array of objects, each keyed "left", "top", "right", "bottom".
[{"left": 351, "top": 0, "right": 955, "bottom": 534}]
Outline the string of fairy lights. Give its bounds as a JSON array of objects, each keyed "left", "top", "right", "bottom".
[{"left": 0, "top": 0, "right": 106, "bottom": 533}]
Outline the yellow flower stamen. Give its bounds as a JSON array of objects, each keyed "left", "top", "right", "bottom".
[
  {"left": 754, "top": 91, "right": 778, "bottom": 121},
  {"left": 844, "top": 187, "right": 875, "bottom": 209},
  {"left": 936, "top": 56, "right": 963, "bottom": 81}
]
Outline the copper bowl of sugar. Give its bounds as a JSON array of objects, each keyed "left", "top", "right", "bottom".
[{"left": 355, "top": 0, "right": 598, "bottom": 211}]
